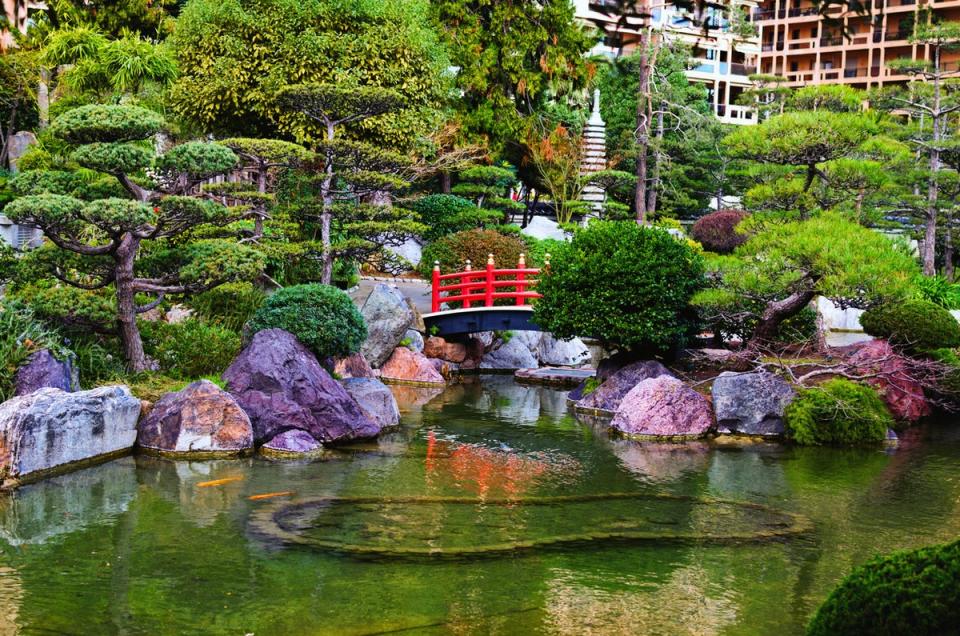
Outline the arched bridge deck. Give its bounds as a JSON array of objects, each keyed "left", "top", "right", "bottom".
[{"left": 425, "top": 254, "right": 547, "bottom": 337}]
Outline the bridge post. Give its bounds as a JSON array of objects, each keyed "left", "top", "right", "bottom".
[
  {"left": 485, "top": 253, "right": 494, "bottom": 307},
  {"left": 431, "top": 261, "right": 440, "bottom": 313},
  {"left": 516, "top": 253, "right": 526, "bottom": 306},
  {"left": 463, "top": 260, "right": 472, "bottom": 309}
]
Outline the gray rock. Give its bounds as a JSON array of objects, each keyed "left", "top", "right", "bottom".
[
  {"left": 537, "top": 333, "right": 590, "bottom": 366},
  {"left": 520, "top": 216, "right": 568, "bottom": 242},
  {"left": 342, "top": 378, "right": 400, "bottom": 429},
  {"left": 8, "top": 131, "right": 36, "bottom": 172},
  {"left": 137, "top": 380, "right": 253, "bottom": 455},
  {"left": 164, "top": 304, "right": 193, "bottom": 324},
  {"left": 0, "top": 386, "right": 140, "bottom": 482},
  {"left": 711, "top": 371, "right": 795, "bottom": 437},
  {"left": 223, "top": 329, "right": 381, "bottom": 445},
  {"left": 480, "top": 335, "right": 538, "bottom": 370},
  {"left": 385, "top": 237, "right": 423, "bottom": 268},
  {"left": 361, "top": 284, "right": 415, "bottom": 367},
  {"left": 576, "top": 360, "right": 673, "bottom": 413},
  {"left": 611, "top": 376, "right": 714, "bottom": 439},
  {"left": 261, "top": 429, "right": 324, "bottom": 456},
  {"left": 14, "top": 349, "right": 78, "bottom": 396},
  {"left": 403, "top": 329, "right": 425, "bottom": 353}
]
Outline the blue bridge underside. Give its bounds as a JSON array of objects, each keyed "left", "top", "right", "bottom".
[{"left": 422, "top": 308, "right": 540, "bottom": 337}]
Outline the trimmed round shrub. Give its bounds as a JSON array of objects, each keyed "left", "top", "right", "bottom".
[
  {"left": 784, "top": 379, "right": 894, "bottom": 445},
  {"left": 419, "top": 229, "right": 528, "bottom": 278},
  {"left": 532, "top": 220, "right": 704, "bottom": 354},
  {"left": 246, "top": 284, "right": 366, "bottom": 359},
  {"left": 690, "top": 209, "right": 748, "bottom": 254},
  {"left": 408, "top": 194, "right": 501, "bottom": 241},
  {"left": 807, "top": 539, "right": 960, "bottom": 635},
  {"left": 141, "top": 319, "right": 241, "bottom": 380},
  {"left": 861, "top": 299, "right": 960, "bottom": 352}
]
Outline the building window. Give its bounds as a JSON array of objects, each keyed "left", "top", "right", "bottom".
[{"left": 790, "top": 61, "right": 799, "bottom": 72}]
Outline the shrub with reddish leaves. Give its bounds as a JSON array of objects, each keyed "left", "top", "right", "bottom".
[{"left": 691, "top": 209, "right": 749, "bottom": 254}]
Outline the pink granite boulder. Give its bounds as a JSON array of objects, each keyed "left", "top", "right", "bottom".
[
  {"left": 379, "top": 346, "right": 445, "bottom": 385},
  {"left": 846, "top": 339, "right": 930, "bottom": 422},
  {"left": 610, "top": 376, "right": 714, "bottom": 439}
]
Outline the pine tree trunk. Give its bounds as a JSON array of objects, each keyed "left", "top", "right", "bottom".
[
  {"left": 946, "top": 209, "right": 955, "bottom": 281},
  {"left": 748, "top": 290, "right": 816, "bottom": 349},
  {"left": 647, "top": 103, "right": 664, "bottom": 216},
  {"left": 115, "top": 233, "right": 149, "bottom": 373},
  {"left": 441, "top": 171, "right": 452, "bottom": 194},
  {"left": 321, "top": 121, "right": 335, "bottom": 285}
]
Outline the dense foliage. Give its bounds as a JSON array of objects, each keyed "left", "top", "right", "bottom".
[
  {"left": 170, "top": 0, "right": 449, "bottom": 146},
  {"left": 246, "top": 284, "right": 366, "bottom": 359},
  {"left": 419, "top": 229, "right": 528, "bottom": 278},
  {"left": 533, "top": 221, "right": 704, "bottom": 354},
  {"left": 0, "top": 300, "right": 68, "bottom": 402},
  {"left": 408, "top": 194, "right": 501, "bottom": 241},
  {"left": 861, "top": 300, "right": 960, "bottom": 352},
  {"left": 694, "top": 213, "right": 918, "bottom": 346},
  {"left": 690, "top": 209, "right": 749, "bottom": 254},
  {"left": 187, "top": 282, "right": 267, "bottom": 333},
  {"left": 141, "top": 319, "right": 241, "bottom": 380},
  {"left": 784, "top": 379, "right": 894, "bottom": 446},
  {"left": 807, "top": 539, "right": 960, "bottom": 635}
]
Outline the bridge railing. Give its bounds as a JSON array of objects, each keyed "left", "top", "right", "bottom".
[{"left": 430, "top": 253, "right": 548, "bottom": 313}]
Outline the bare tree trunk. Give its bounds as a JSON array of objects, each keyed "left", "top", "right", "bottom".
[
  {"left": 946, "top": 209, "right": 955, "bottom": 281},
  {"left": 253, "top": 165, "right": 267, "bottom": 240},
  {"left": 924, "top": 46, "right": 943, "bottom": 277},
  {"left": 647, "top": 103, "right": 664, "bottom": 216},
  {"left": 749, "top": 290, "right": 817, "bottom": 349},
  {"left": 634, "top": 5, "right": 651, "bottom": 225},
  {"left": 441, "top": 171, "right": 452, "bottom": 194},
  {"left": 115, "top": 233, "right": 149, "bottom": 373},
  {"left": 321, "top": 121, "right": 335, "bottom": 285}
]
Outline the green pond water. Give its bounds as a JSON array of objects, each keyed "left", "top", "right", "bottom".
[{"left": 1, "top": 376, "right": 959, "bottom": 635}]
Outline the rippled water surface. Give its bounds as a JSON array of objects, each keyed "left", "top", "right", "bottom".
[{"left": 1, "top": 376, "right": 959, "bottom": 635}]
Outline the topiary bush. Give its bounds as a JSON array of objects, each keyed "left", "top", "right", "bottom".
[
  {"left": 807, "top": 539, "right": 960, "bottom": 636},
  {"left": 533, "top": 220, "right": 704, "bottom": 355},
  {"left": 246, "top": 284, "right": 366, "bottom": 359},
  {"left": 419, "top": 229, "right": 528, "bottom": 278},
  {"left": 408, "top": 194, "right": 502, "bottom": 241},
  {"left": 141, "top": 319, "right": 241, "bottom": 380},
  {"left": 784, "top": 379, "right": 894, "bottom": 445},
  {"left": 861, "top": 299, "right": 960, "bottom": 352},
  {"left": 690, "top": 209, "right": 748, "bottom": 254}
]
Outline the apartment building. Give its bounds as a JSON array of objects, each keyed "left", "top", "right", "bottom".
[
  {"left": 574, "top": 0, "right": 761, "bottom": 125},
  {"left": 754, "top": 0, "right": 960, "bottom": 88}
]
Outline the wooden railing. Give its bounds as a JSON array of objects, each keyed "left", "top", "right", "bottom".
[{"left": 430, "top": 253, "right": 546, "bottom": 313}]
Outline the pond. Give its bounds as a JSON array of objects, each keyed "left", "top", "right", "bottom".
[{"left": 0, "top": 376, "right": 958, "bottom": 635}]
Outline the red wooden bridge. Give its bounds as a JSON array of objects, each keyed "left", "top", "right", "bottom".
[{"left": 424, "top": 254, "right": 547, "bottom": 336}]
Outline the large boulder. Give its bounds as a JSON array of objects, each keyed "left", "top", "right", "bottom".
[
  {"left": 846, "top": 339, "right": 931, "bottom": 422},
  {"left": 379, "top": 346, "right": 445, "bottom": 385},
  {"left": 342, "top": 378, "right": 400, "bottom": 429},
  {"left": 711, "top": 371, "right": 795, "bottom": 437},
  {"left": 480, "top": 334, "right": 538, "bottom": 370},
  {"left": 14, "top": 349, "right": 78, "bottom": 396},
  {"left": 333, "top": 352, "right": 375, "bottom": 379},
  {"left": 576, "top": 360, "right": 674, "bottom": 413},
  {"left": 385, "top": 237, "right": 422, "bottom": 268},
  {"left": 537, "top": 333, "right": 590, "bottom": 367},
  {"left": 0, "top": 386, "right": 140, "bottom": 483},
  {"left": 223, "top": 329, "right": 381, "bottom": 445},
  {"left": 136, "top": 380, "right": 253, "bottom": 456},
  {"left": 520, "top": 216, "right": 567, "bottom": 242},
  {"left": 611, "top": 376, "right": 714, "bottom": 439},
  {"left": 360, "top": 284, "right": 415, "bottom": 367}
]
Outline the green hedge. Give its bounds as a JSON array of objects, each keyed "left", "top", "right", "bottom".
[
  {"left": 784, "top": 379, "right": 893, "bottom": 445},
  {"left": 419, "top": 229, "right": 528, "bottom": 278},
  {"left": 861, "top": 299, "right": 960, "bottom": 352},
  {"left": 808, "top": 539, "right": 960, "bottom": 635},
  {"left": 409, "top": 194, "right": 501, "bottom": 241},
  {"left": 246, "top": 284, "right": 366, "bottom": 359}
]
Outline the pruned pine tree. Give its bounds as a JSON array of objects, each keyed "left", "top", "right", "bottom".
[
  {"left": 4, "top": 104, "right": 264, "bottom": 372},
  {"left": 277, "top": 84, "right": 425, "bottom": 282}
]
